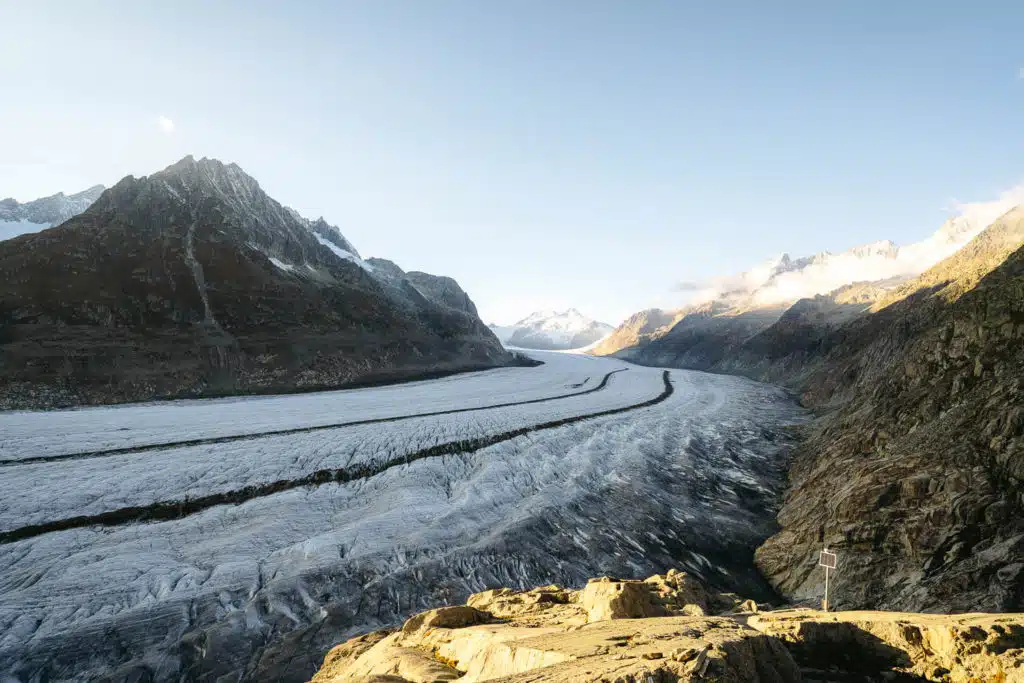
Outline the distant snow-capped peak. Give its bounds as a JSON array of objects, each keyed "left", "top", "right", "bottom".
[
  {"left": 493, "top": 309, "right": 615, "bottom": 350},
  {"left": 0, "top": 184, "right": 106, "bottom": 241},
  {"left": 685, "top": 192, "right": 1022, "bottom": 309},
  {"left": 517, "top": 308, "right": 587, "bottom": 328}
]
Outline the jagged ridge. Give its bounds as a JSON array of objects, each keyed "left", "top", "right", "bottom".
[{"left": 0, "top": 156, "right": 512, "bottom": 408}]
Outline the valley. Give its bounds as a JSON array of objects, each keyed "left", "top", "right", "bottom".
[
  {"left": 1, "top": 159, "right": 1021, "bottom": 683},
  {"left": 5, "top": 7, "right": 1024, "bottom": 681},
  {"left": 0, "top": 351, "right": 805, "bottom": 682}
]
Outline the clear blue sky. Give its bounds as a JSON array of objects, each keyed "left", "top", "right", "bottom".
[{"left": 2, "top": 1, "right": 1022, "bottom": 324}]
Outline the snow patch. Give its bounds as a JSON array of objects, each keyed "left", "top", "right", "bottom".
[
  {"left": 312, "top": 232, "right": 373, "bottom": 272},
  {"left": 268, "top": 257, "right": 295, "bottom": 272}
]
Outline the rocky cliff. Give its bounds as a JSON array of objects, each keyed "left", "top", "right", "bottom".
[
  {"left": 588, "top": 206, "right": 1024, "bottom": 614},
  {"left": 754, "top": 207, "right": 1024, "bottom": 613},
  {"left": 310, "top": 571, "right": 1024, "bottom": 682},
  {"left": 589, "top": 308, "right": 682, "bottom": 357},
  {"left": 0, "top": 156, "right": 512, "bottom": 408}
]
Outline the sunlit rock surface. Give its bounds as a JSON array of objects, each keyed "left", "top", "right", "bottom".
[{"left": 312, "top": 571, "right": 1024, "bottom": 682}]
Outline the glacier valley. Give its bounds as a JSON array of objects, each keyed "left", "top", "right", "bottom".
[{"left": 0, "top": 352, "right": 805, "bottom": 682}]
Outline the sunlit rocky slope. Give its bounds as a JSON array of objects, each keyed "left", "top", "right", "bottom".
[{"left": 595, "top": 204, "right": 1024, "bottom": 613}]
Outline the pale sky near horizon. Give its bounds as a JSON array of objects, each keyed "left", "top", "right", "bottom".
[{"left": 2, "top": 1, "right": 1023, "bottom": 325}]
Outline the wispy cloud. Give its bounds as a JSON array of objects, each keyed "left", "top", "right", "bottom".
[
  {"left": 675, "top": 183, "right": 1024, "bottom": 308},
  {"left": 157, "top": 116, "right": 176, "bottom": 135}
]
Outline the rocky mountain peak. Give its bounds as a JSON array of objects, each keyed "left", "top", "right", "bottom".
[
  {"left": 498, "top": 308, "right": 614, "bottom": 350},
  {"left": 0, "top": 156, "right": 512, "bottom": 408},
  {"left": 151, "top": 155, "right": 264, "bottom": 207},
  {"left": 0, "top": 183, "right": 107, "bottom": 232}
]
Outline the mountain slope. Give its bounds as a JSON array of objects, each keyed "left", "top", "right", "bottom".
[
  {"left": 754, "top": 207, "right": 1024, "bottom": 611},
  {"left": 499, "top": 309, "right": 614, "bottom": 350},
  {"left": 711, "top": 276, "right": 908, "bottom": 385},
  {"left": 612, "top": 301, "right": 790, "bottom": 371},
  {"left": 590, "top": 203, "right": 1024, "bottom": 612},
  {"left": 594, "top": 208, "right": 1011, "bottom": 363},
  {"left": 0, "top": 184, "right": 105, "bottom": 240},
  {"left": 0, "top": 156, "right": 511, "bottom": 408},
  {"left": 589, "top": 308, "right": 679, "bottom": 356}
]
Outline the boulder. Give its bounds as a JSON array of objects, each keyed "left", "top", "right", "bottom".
[
  {"left": 580, "top": 577, "right": 668, "bottom": 622},
  {"left": 401, "top": 606, "right": 490, "bottom": 636}
]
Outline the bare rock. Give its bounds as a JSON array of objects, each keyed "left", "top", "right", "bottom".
[
  {"left": 750, "top": 609, "right": 1024, "bottom": 682},
  {"left": 581, "top": 577, "right": 669, "bottom": 622},
  {"left": 400, "top": 606, "right": 490, "bottom": 636}
]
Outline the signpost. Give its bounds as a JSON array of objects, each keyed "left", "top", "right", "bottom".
[{"left": 818, "top": 548, "right": 837, "bottom": 611}]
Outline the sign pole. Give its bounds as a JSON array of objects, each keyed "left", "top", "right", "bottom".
[
  {"left": 818, "top": 546, "right": 836, "bottom": 612},
  {"left": 823, "top": 563, "right": 829, "bottom": 612}
]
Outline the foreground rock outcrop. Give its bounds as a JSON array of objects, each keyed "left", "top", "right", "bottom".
[
  {"left": 0, "top": 156, "right": 514, "bottom": 408},
  {"left": 311, "top": 571, "right": 798, "bottom": 683},
  {"left": 310, "top": 572, "right": 1024, "bottom": 682}
]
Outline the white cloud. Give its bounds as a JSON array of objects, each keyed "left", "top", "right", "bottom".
[
  {"left": 157, "top": 116, "right": 176, "bottom": 135},
  {"left": 681, "top": 183, "right": 1024, "bottom": 308}
]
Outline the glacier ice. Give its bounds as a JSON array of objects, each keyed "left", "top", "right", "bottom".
[{"left": 0, "top": 352, "right": 805, "bottom": 682}]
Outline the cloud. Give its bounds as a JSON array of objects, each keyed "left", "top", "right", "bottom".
[
  {"left": 672, "top": 281, "right": 702, "bottom": 291},
  {"left": 677, "top": 182, "right": 1024, "bottom": 308},
  {"left": 946, "top": 183, "right": 1024, "bottom": 230},
  {"left": 157, "top": 116, "right": 176, "bottom": 135}
]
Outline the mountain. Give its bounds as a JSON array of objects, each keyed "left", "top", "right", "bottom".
[
  {"left": 0, "top": 184, "right": 105, "bottom": 240},
  {"left": 495, "top": 308, "right": 615, "bottom": 350},
  {"left": 487, "top": 322, "right": 517, "bottom": 343},
  {"left": 608, "top": 301, "right": 791, "bottom": 371},
  {"left": 589, "top": 308, "right": 679, "bottom": 356},
  {"left": 754, "top": 207, "right": 1024, "bottom": 612},
  {"left": 590, "top": 199, "right": 1024, "bottom": 612},
  {"left": 0, "top": 156, "right": 512, "bottom": 408},
  {"left": 367, "top": 257, "right": 482, "bottom": 316},
  {"left": 593, "top": 208, "right": 1008, "bottom": 364}
]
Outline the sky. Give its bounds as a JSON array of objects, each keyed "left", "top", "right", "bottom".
[{"left": 2, "top": 1, "right": 1023, "bottom": 325}]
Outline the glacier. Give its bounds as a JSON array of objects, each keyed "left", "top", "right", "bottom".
[{"left": 0, "top": 352, "right": 805, "bottom": 682}]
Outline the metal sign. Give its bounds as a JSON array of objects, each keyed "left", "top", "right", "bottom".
[
  {"left": 819, "top": 550, "right": 837, "bottom": 569},
  {"left": 819, "top": 548, "right": 836, "bottom": 612}
]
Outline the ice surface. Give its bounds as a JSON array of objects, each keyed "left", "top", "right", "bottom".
[
  {"left": 0, "top": 368, "right": 663, "bottom": 529},
  {"left": 0, "top": 352, "right": 806, "bottom": 682},
  {"left": 0, "top": 352, "right": 626, "bottom": 459}
]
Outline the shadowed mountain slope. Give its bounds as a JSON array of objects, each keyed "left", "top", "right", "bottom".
[{"left": 0, "top": 156, "right": 511, "bottom": 408}]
